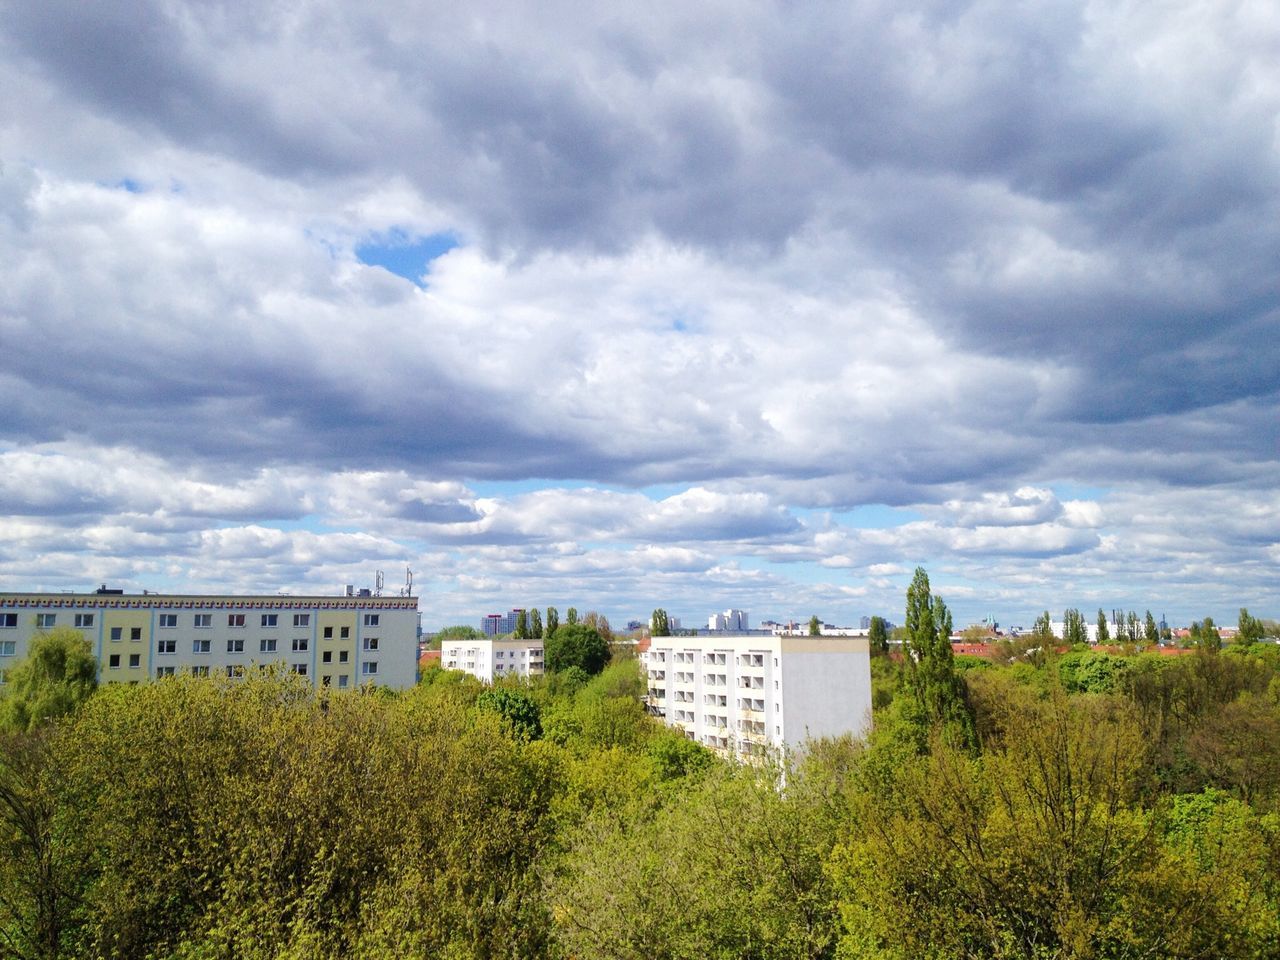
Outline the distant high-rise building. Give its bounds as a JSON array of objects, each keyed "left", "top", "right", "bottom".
[
  {"left": 480, "top": 608, "right": 525, "bottom": 636},
  {"left": 708, "top": 609, "right": 748, "bottom": 631}
]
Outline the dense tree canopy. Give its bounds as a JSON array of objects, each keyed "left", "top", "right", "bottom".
[
  {"left": 0, "top": 628, "right": 98, "bottom": 734},
  {"left": 544, "top": 623, "right": 610, "bottom": 675}
]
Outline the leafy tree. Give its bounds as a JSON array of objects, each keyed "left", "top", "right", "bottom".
[
  {"left": 1097, "top": 608, "right": 1111, "bottom": 644},
  {"left": 649, "top": 609, "right": 670, "bottom": 637},
  {"left": 1144, "top": 610, "right": 1160, "bottom": 645},
  {"left": 1237, "top": 608, "right": 1264, "bottom": 647},
  {"left": 544, "top": 623, "right": 610, "bottom": 676},
  {"left": 435, "top": 624, "right": 483, "bottom": 642},
  {"left": 545, "top": 606, "right": 559, "bottom": 637},
  {"left": 868, "top": 616, "right": 889, "bottom": 656},
  {"left": 1062, "top": 608, "right": 1088, "bottom": 646},
  {"left": 566, "top": 607, "right": 579, "bottom": 627},
  {"left": 1032, "top": 610, "right": 1053, "bottom": 638},
  {"left": 582, "top": 611, "right": 612, "bottom": 642},
  {"left": 476, "top": 687, "right": 542, "bottom": 742},
  {"left": 808, "top": 615, "right": 821, "bottom": 636},
  {"left": 902, "top": 567, "right": 975, "bottom": 749},
  {"left": 0, "top": 628, "right": 98, "bottom": 733},
  {"left": 529, "top": 607, "right": 543, "bottom": 640},
  {"left": 1126, "top": 610, "right": 1140, "bottom": 642},
  {"left": 514, "top": 609, "right": 529, "bottom": 640},
  {"left": 1191, "top": 617, "right": 1222, "bottom": 653}
]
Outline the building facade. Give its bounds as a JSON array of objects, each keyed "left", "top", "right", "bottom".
[
  {"left": 0, "top": 590, "right": 419, "bottom": 689},
  {"left": 441, "top": 638, "right": 545, "bottom": 682},
  {"left": 707, "top": 608, "right": 749, "bottom": 631},
  {"left": 480, "top": 609, "right": 526, "bottom": 636},
  {"left": 641, "top": 634, "right": 871, "bottom": 758}
]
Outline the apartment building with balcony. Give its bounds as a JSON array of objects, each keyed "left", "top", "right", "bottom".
[
  {"left": 0, "top": 589, "right": 419, "bottom": 690},
  {"left": 441, "top": 637, "right": 545, "bottom": 682},
  {"left": 641, "top": 634, "right": 871, "bottom": 758}
]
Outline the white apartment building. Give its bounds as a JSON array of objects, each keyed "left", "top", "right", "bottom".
[
  {"left": 0, "top": 590, "right": 420, "bottom": 690},
  {"left": 641, "top": 634, "right": 871, "bottom": 758},
  {"left": 441, "top": 638, "right": 545, "bottom": 682}
]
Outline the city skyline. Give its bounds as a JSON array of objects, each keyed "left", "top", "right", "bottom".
[{"left": 0, "top": 2, "right": 1276, "bottom": 629}]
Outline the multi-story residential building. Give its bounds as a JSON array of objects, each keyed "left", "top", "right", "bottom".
[
  {"left": 641, "top": 634, "right": 871, "bottom": 757},
  {"left": 441, "top": 638, "right": 544, "bottom": 682},
  {"left": 0, "top": 589, "right": 419, "bottom": 689}
]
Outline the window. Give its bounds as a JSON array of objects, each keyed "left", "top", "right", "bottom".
[
  {"left": 156, "top": 666, "right": 175, "bottom": 677},
  {"left": 193, "top": 638, "right": 211, "bottom": 654},
  {"left": 260, "top": 638, "right": 277, "bottom": 653},
  {"left": 130, "top": 627, "right": 142, "bottom": 641},
  {"left": 0, "top": 641, "right": 15, "bottom": 657},
  {"left": 340, "top": 626, "right": 350, "bottom": 639},
  {"left": 194, "top": 614, "right": 212, "bottom": 628},
  {"left": 228, "top": 614, "right": 245, "bottom": 628},
  {"left": 159, "top": 614, "right": 177, "bottom": 628},
  {"left": 362, "top": 661, "right": 378, "bottom": 676},
  {"left": 227, "top": 639, "right": 244, "bottom": 653},
  {"left": 293, "top": 614, "right": 310, "bottom": 627},
  {"left": 108, "top": 654, "right": 120, "bottom": 669},
  {"left": 226, "top": 665, "right": 244, "bottom": 679},
  {"left": 108, "top": 626, "right": 122, "bottom": 641},
  {"left": 292, "top": 637, "right": 308, "bottom": 652},
  {"left": 37, "top": 613, "right": 56, "bottom": 629},
  {"left": 158, "top": 639, "right": 176, "bottom": 655},
  {"left": 292, "top": 663, "right": 308, "bottom": 676},
  {"left": 191, "top": 665, "right": 210, "bottom": 677},
  {"left": 75, "top": 613, "right": 95, "bottom": 628},
  {"left": 261, "top": 614, "right": 278, "bottom": 627},
  {"left": 363, "top": 614, "right": 380, "bottom": 627},
  {"left": 338, "top": 650, "right": 349, "bottom": 664},
  {"left": 338, "top": 674, "right": 349, "bottom": 688},
  {"left": 0, "top": 613, "right": 17, "bottom": 628},
  {"left": 128, "top": 654, "right": 140, "bottom": 668},
  {"left": 323, "top": 626, "right": 333, "bottom": 639},
  {"left": 322, "top": 651, "right": 332, "bottom": 664},
  {"left": 363, "top": 637, "right": 379, "bottom": 651}
]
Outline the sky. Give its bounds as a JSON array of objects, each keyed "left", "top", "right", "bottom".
[{"left": 0, "top": 0, "right": 1277, "bottom": 631}]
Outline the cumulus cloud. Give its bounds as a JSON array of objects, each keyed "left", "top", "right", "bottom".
[{"left": 0, "top": 0, "right": 1276, "bottom": 626}]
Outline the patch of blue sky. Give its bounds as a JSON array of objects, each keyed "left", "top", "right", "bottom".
[
  {"left": 355, "top": 229, "right": 458, "bottom": 287},
  {"left": 99, "top": 178, "right": 144, "bottom": 193},
  {"left": 1050, "top": 483, "right": 1110, "bottom": 501}
]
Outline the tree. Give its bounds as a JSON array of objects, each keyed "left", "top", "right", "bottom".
[
  {"left": 649, "top": 609, "right": 670, "bottom": 637},
  {"left": 582, "top": 611, "right": 612, "bottom": 642},
  {"left": 566, "top": 607, "right": 579, "bottom": 627},
  {"left": 868, "top": 616, "right": 889, "bottom": 656},
  {"left": 528, "top": 607, "right": 543, "bottom": 640},
  {"left": 902, "top": 568, "right": 974, "bottom": 748},
  {"left": 1097, "top": 609, "right": 1111, "bottom": 644},
  {"left": 808, "top": 615, "right": 821, "bottom": 636},
  {"left": 1062, "top": 608, "right": 1088, "bottom": 646},
  {"left": 1191, "top": 616, "right": 1222, "bottom": 653},
  {"left": 545, "top": 607, "right": 559, "bottom": 637},
  {"left": 544, "top": 623, "right": 610, "bottom": 676},
  {"left": 1237, "top": 608, "right": 1264, "bottom": 647},
  {"left": 1126, "top": 610, "right": 1140, "bottom": 642},
  {"left": 0, "top": 628, "right": 98, "bottom": 733},
  {"left": 1032, "top": 610, "right": 1053, "bottom": 639},
  {"left": 475, "top": 687, "right": 542, "bottom": 742},
  {"left": 1144, "top": 610, "right": 1160, "bottom": 645},
  {"left": 514, "top": 610, "right": 529, "bottom": 640}
]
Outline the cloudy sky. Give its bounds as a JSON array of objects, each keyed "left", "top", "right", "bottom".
[{"left": 1, "top": 0, "right": 1277, "bottom": 630}]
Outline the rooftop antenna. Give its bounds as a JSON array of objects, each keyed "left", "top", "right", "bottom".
[
  {"left": 403, "top": 567, "right": 414, "bottom": 597},
  {"left": 375, "top": 570, "right": 385, "bottom": 597}
]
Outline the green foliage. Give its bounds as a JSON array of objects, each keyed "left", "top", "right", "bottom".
[
  {"left": 515, "top": 609, "right": 529, "bottom": 639},
  {"left": 1144, "top": 609, "right": 1160, "bottom": 644},
  {"left": 0, "top": 628, "right": 98, "bottom": 733},
  {"left": 435, "top": 624, "right": 483, "bottom": 643},
  {"left": 565, "top": 607, "right": 578, "bottom": 627},
  {"left": 545, "top": 606, "right": 559, "bottom": 637},
  {"left": 544, "top": 623, "right": 610, "bottom": 676},
  {"left": 1058, "top": 649, "right": 1133, "bottom": 694},
  {"left": 1238, "top": 607, "right": 1264, "bottom": 646},
  {"left": 1032, "top": 609, "right": 1053, "bottom": 638},
  {"left": 902, "top": 567, "right": 975, "bottom": 749},
  {"left": 649, "top": 608, "right": 670, "bottom": 637},
  {"left": 528, "top": 607, "right": 543, "bottom": 639},
  {"left": 1096, "top": 608, "right": 1110, "bottom": 643},
  {"left": 1062, "top": 607, "right": 1088, "bottom": 646},
  {"left": 1191, "top": 616, "right": 1223, "bottom": 652},
  {"left": 646, "top": 731, "right": 712, "bottom": 783},
  {"left": 809, "top": 614, "right": 821, "bottom": 636},
  {"left": 476, "top": 686, "right": 543, "bottom": 741},
  {"left": 868, "top": 616, "right": 889, "bottom": 656}
]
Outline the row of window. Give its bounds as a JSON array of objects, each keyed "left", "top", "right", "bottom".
[
  {"left": 112, "top": 654, "right": 380, "bottom": 676},
  {"left": 4, "top": 612, "right": 384, "bottom": 630}
]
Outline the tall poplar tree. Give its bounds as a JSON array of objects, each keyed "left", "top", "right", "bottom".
[
  {"left": 650, "top": 609, "right": 670, "bottom": 637},
  {"left": 545, "top": 607, "right": 559, "bottom": 637},
  {"left": 902, "top": 567, "right": 975, "bottom": 748},
  {"left": 868, "top": 616, "right": 889, "bottom": 656},
  {"left": 529, "top": 608, "right": 543, "bottom": 639},
  {"left": 514, "top": 610, "right": 529, "bottom": 640},
  {"left": 1097, "top": 609, "right": 1111, "bottom": 644}
]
